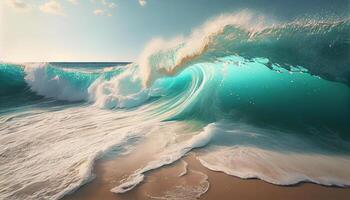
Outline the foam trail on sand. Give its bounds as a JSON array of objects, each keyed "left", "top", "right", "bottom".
[
  {"left": 148, "top": 169, "right": 210, "bottom": 200},
  {"left": 111, "top": 123, "right": 216, "bottom": 193},
  {"left": 178, "top": 160, "right": 188, "bottom": 177},
  {"left": 197, "top": 121, "right": 350, "bottom": 187}
]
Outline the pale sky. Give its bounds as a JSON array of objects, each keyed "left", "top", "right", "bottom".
[{"left": 0, "top": 0, "right": 348, "bottom": 62}]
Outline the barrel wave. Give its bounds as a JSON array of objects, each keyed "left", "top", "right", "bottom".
[{"left": 1, "top": 11, "right": 350, "bottom": 200}]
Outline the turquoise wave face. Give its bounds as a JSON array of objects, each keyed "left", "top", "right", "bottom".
[
  {"left": 0, "top": 64, "right": 42, "bottom": 110},
  {"left": 0, "top": 63, "right": 27, "bottom": 95},
  {"left": 152, "top": 55, "right": 350, "bottom": 138}
]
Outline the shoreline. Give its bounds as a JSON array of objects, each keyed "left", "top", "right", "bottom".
[{"left": 63, "top": 152, "right": 350, "bottom": 200}]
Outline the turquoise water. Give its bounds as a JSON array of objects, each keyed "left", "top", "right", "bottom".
[{"left": 1, "top": 14, "right": 350, "bottom": 200}]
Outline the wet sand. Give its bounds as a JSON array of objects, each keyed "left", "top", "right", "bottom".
[{"left": 63, "top": 151, "right": 350, "bottom": 200}]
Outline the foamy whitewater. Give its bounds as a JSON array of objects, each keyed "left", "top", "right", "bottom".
[{"left": 1, "top": 11, "right": 350, "bottom": 200}]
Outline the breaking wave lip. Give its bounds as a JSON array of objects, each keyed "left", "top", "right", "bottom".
[{"left": 137, "top": 10, "right": 350, "bottom": 87}]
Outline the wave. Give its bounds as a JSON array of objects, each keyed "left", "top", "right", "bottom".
[
  {"left": 138, "top": 11, "right": 350, "bottom": 87},
  {"left": 1, "top": 10, "right": 350, "bottom": 200},
  {"left": 24, "top": 63, "right": 97, "bottom": 101},
  {"left": 0, "top": 63, "right": 29, "bottom": 95},
  {"left": 0, "top": 63, "right": 123, "bottom": 103},
  {"left": 90, "top": 11, "right": 349, "bottom": 130},
  {"left": 2, "top": 11, "right": 349, "bottom": 109},
  {"left": 0, "top": 63, "right": 44, "bottom": 110}
]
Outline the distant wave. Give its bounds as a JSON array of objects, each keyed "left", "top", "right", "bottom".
[{"left": 0, "top": 63, "right": 123, "bottom": 102}]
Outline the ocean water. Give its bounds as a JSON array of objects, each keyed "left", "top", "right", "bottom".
[{"left": 1, "top": 11, "right": 350, "bottom": 199}]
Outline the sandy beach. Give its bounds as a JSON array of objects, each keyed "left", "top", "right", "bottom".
[{"left": 63, "top": 150, "right": 350, "bottom": 200}]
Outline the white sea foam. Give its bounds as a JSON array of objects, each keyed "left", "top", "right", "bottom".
[
  {"left": 0, "top": 105, "right": 161, "bottom": 200},
  {"left": 111, "top": 123, "right": 216, "bottom": 193},
  {"left": 199, "top": 147, "right": 350, "bottom": 186},
  {"left": 196, "top": 121, "right": 350, "bottom": 187},
  {"left": 88, "top": 65, "right": 151, "bottom": 109},
  {"left": 24, "top": 63, "right": 89, "bottom": 101},
  {"left": 23, "top": 63, "right": 152, "bottom": 108},
  {"left": 178, "top": 160, "right": 188, "bottom": 177}
]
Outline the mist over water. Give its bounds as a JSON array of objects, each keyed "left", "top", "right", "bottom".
[{"left": 1, "top": 11, "right": 350, "bottom": 200}]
